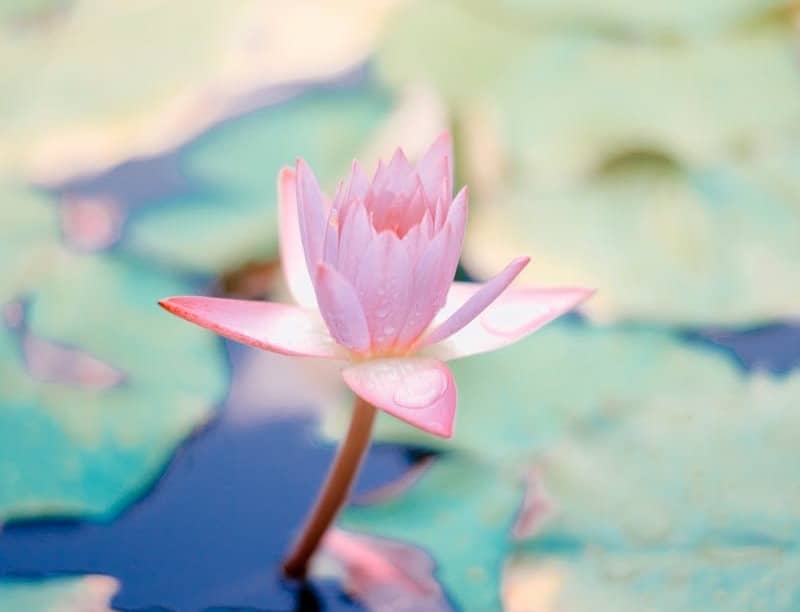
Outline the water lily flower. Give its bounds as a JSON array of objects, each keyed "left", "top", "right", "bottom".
[
  {"left": 160, "top": 133, "right": 592, "bottom": 437},
  {"left": 159, "top": 132, "right": 593, "bottom": 578}
]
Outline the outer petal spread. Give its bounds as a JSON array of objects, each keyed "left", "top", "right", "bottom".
[
  {"left": 278, "top": 167, "right": 317, "bottom": 309},
  {"left": 159, "top": 296, "right": 347, "bottom": 359},
  {"left": 424, "top": 285, "right": 596, "bottom": 361},
  {"left": 342, "top": 358, "right": 456, "bottom": 438},
  {"left": 421, "top": 256, "right": 530, "bottom": 348}
]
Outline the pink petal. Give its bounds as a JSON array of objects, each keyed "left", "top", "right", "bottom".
[
  {"left": 322, "top": 528, "right": 444, "bottom": 608},
  {"left": 337, "top": 201, "right": 374, "bottom": 283},
  {"left": 341, "top": 357, "right": 456, "bottom": 438},
  {"left": 512, "top": 467, "right": 555, "bottom": 541},
  {"left": 314, "top": 263, "right": 371, "bottom": 353},
  {"left": 346, "top": 160, "right": 370, "bottom": 201},
  {"left": 441, "top": 186, "right": 468, "bottom": 271},
  {"left": 278, "top": 167, "right": 317, "bottom": 309},
  {"left": 416, "top": 132, "right": 452, "bottom": 202},
  {"left": 159, "top": 296, "right": 347, "bottom": 359},
  {"left": 295, "top": 158, "right": 328, "bottom": 275},
  {"left": 386, "top": 147, "right": 414, "bottom": 193},
  {"left": 355, "top": 231, "right": 413, "bottom": 353},
  {"left": 425, "top": 285, "right": 595, "bottom": 361},
  {"left": 395, "top": 225, "right": 451, "bottom": 349},
  {"left": 420, "top": 256, "right": 531, "bottom": 348}
]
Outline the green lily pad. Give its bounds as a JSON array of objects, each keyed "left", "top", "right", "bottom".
[
  {"left": 378, "top": 1, "right": 800, "bottom": 324},
  {"left": 0, "top": 251, "right": 227, "bottom": 521},
  {"left": 504, "top": 548, "right": 800, "bottom": 611},
  {"left": 0, "top": 574, "right": 118, "bottom": 612},
  {"left": 503, "top": 372, "right": 800, "bottom": 610},
  {"left": 0, "top": 0, "right": 65, "bottom": 25},
  {"left": 323, "top": 322, "right": 747, "bottom": 464},
  {"left": 0, "top": 182, "right": 59, "bottom": 303},
  {"left": 125, "top": 86, "right": 392, "bottom": 275},
  {"left": 341, "top": 456, "right": 524, "bottom": 610},
  {"left": 463, "top": 154, "right": 800, "bottom": 324},
  {"left": 524, "top": 372, "right": 800, "bottom": 549},
  {"left": 460, "top": 0, "right": 785, "bottom": 37}
]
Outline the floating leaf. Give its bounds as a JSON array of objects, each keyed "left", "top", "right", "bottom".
[
  {"left": 463, "top": 155, "right": 800, "bottom": 324},
  {"left": 504, "top": 373, "right": 800, "bottom": 610},
  {"left": 504, "top": 549, "right": 800, "bottom": 612},
  {"left": 460, "top": 0, "right": 786, "bottom": 38},
  {"left": 340, "top": 456, "right": 524, "bottom": 610},
  {"left": 0, "top": 251, "right": 227, "bottom": 521},
  {"left": 378, "top": 1, "right": 800, "bottom": 324},
  {"left": 323, "top": 322, "right": 748, "bottom": 464},
  {"left": 0, "top": 0, "right": 398, "bottom": 182},
  {"left": 0, "top": 182, "right": 59, "bottom": 303},
  {"left": 0, "top": 574, "right": 118, "bottom": 612},
  {"left": 124, "top": 86, "right": 392, "bottom": 275}
]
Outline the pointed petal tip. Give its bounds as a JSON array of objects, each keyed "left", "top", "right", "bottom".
[
  {"left": 513, "top": 255, "right": 532, "bottom": 268},
  {"left": 279, "top": 165, "right": 296, "bottom": 182},
  {"left": 158, "top": 296, "right": 185, "bottom": 314},
  {"left": 156, "top": 295, "right": 348, "bottom": 359}
]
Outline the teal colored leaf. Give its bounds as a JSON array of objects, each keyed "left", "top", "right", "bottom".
[
  {"left": 504, "top": 549, "right": 800, "bottom": 611},
  {"left": 0, "top": 182, "right": 59, "bottom": 303},
  {"left": 461, "top": 0, "right": 784, "bottom": 37},
  {"left": 323, "top": 322, "right": 747, "bottom": 464},
  {"left": 378, "top": 0, "right": 800, "bottom": 324},
  {"left": 0, "top": 251, "right": 227, "bottom": 521},
  {"left": 505, "top": 372, "right": 800, "bottom": 610},
  {"left": 341, "top": 456, "right": 524, "bottom": 610},
  {"left": 0, "top": 575, "right": 117, "bottom": 612},
  {"left": 125, "top": 86, "right": 392, "bottom": 274},
  {"left": 464, "top": 153, "right": 800, "bottom": 325}
]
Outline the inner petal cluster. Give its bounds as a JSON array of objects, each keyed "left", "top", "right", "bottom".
[{"left": 297, "top": 139, "right": 468, "bottom": 357}]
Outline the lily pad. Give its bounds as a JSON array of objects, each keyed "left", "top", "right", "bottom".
[
  {"left": 377, "top": 1, "right": 800, "bottom": 324},
  {"left": 0, "top": 0, "right": 398, "bottom": 183},
  {"left": 125, "top": 85, "right": 392, "bottom": 275},
  {"left": 0, "top": 182, "right": 59, "bottom": 303},
  {"left": 341, "top": 456, "right": 524, "bottom": 610},
  {"left": 0, "top": 574, "right": 118, "bottom": 612},
  {"left": 323, "top": 321, "right": 749, "bottom": 464},
  {"left": 503, "top": 372, "right": 800, "bottom": 610},
  {"left": 463, "top": 154, "right": 800, "bottom": 324},
  {"left": 0, "top": 251, "right": 227, "bottom": 521},
  {"left": 504, "top": 548, "right": 800, "bottom": 611},
  {"left": 460, "top": 0, "right": 785, "bottom": 38}
]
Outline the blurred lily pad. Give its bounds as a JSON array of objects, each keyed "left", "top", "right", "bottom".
[
  {"left": 0, "top": 574, "right": 118, "bottom": 612},
  {"left": 463, "top": 154, "right": 800, "bottom": 324},
  {"left": 0, "top": 182, "right": 59, "bottom": 303},
  {"left": 504, "top": 548, "right": 800, "bottom": 611},
  {"left": 341, "top": 456, "right": 523, "bottom": 610},
  {"left": 378, "top": 0, "right": 800, "bottom": 324},
  {"left": 461, "top": 0, "right": 786, "bottom": 37},
  {"left": 323, "top": 322, "right": 749, "bottom": 464},
  {"left": 503, "top": 372, "right": 800, "bottom": 610},
  {"left": 0, "top": 0, "right": 398, "bottom": 183},
  {"left": 0, "top": 251, "right": 227, "bottom": 521},
  {"left": 124, "top": 86, "right": 392, "bottom": 275}
]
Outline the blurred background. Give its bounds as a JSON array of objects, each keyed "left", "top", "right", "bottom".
[{"left": 1, "top": 0, "right": 799, "bottom": 610}]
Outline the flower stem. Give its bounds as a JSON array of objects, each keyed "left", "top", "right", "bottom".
[{"left": 282, "top": 395, "right": 377, "bottom": 580}]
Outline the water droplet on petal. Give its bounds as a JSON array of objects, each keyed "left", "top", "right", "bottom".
[{"left": 393, "top": 368, "right": 447, "bottom": 409}]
